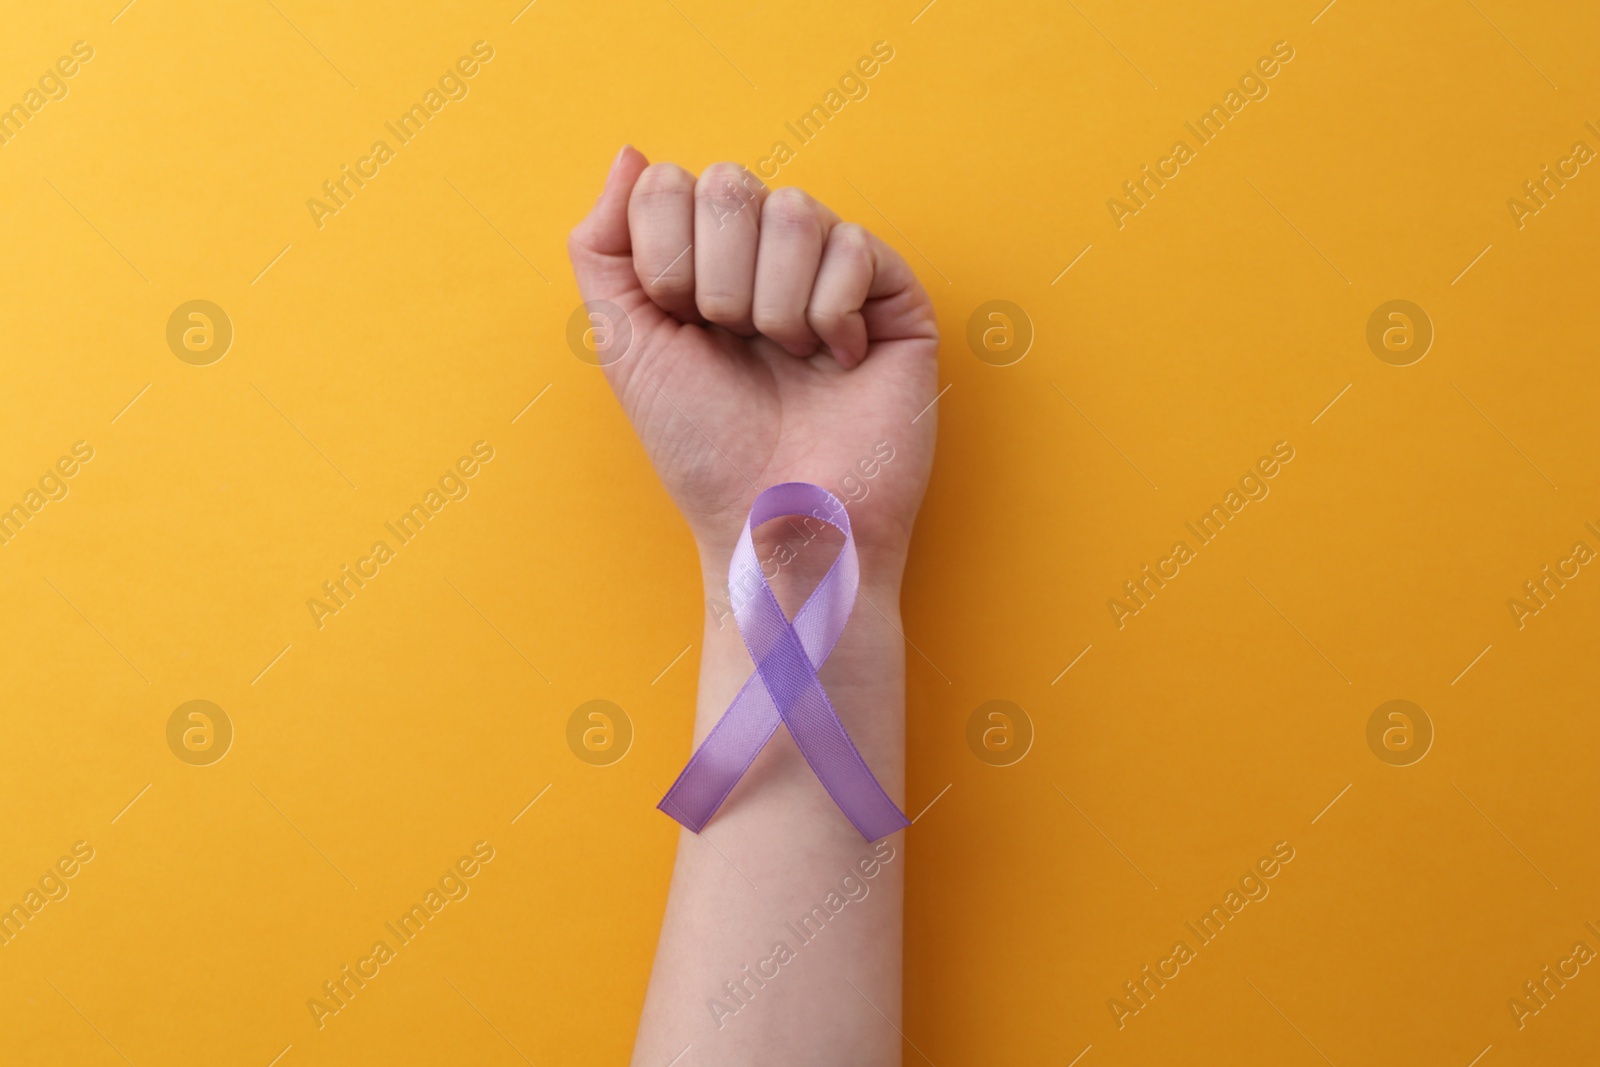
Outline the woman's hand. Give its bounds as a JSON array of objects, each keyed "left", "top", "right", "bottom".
[
  {"left": 566, "top": 147, "right": 938, "bottom": 587},
  {"left": 570, "top": 147, "right": 934, "bottom": 1066}
]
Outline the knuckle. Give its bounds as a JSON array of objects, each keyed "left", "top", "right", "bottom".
[
  {"left": 751, "top": 303, "right": 796, "bottom": 338},
  {"left": 696, "top": 289, "right": 748, "bottom": 322},
  {"left": 806, "top": 304, "right": 849, "bottom": 336},
  {"left": 762, "top": 187, "right": 815, "bottom": 231},
  {"left": 633, "top": 247, "right": 691, "bottom": 294},
  {"left": 697, "top": 162, "right": 760, "bottom": 211},
  {"left": 829, "top": 222, "right": 871, "bottom": 257},
  {"left": 642, "top": 270, "right": 689, "bottom": 299},
  {"left": 633, "top": 162, "right": 694, "bottom": 203}
]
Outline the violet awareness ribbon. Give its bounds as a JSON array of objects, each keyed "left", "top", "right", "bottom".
[{"left": 658, "top": 482, "right": 910, "bottom": 842}]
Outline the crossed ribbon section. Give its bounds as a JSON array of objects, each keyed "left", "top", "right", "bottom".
[{"left": 658, "top": 482, "right": 910, "bottom": 842}]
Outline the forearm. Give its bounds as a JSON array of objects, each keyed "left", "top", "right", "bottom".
[{"left": 630, "top": 538, "right": 908, "bottom": 1067}]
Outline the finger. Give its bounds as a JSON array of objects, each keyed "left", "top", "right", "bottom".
[
  {"left": 807, "top": 224, "right": 932, "bottom": 369},
  {"left": 752, "top": 187, "right": 837, "bottom": 356},
  {"left": 628, "top": 162, "right": 699, "bottom": 320},
  {"left": 693, "top": 162, "right": 766, "bottom": 332},
  {"left": 567, "top": 144, "right": 651, "bottom": 304},
  {"left": 806, "top": 223, "right": 875, "bottom": 367}
]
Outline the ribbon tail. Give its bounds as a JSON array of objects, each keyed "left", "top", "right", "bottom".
[
  {"left": 657, "top": 669, "right": 782, "bottom": 832},
  {"left": 755, "top": 645, "right": 910, "bottom": 841}
]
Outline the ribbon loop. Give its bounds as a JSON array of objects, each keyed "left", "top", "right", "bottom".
[{"left": 658, "top": 482, "right": 909, "bottom": 841}]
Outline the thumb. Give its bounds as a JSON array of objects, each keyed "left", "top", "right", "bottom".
[{"left": 567, "top": 144, "right": 650, "bottom": 304}]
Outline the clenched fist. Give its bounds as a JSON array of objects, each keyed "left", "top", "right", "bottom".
[{"left": 567, "top": 146, "right": 938, "bottom": 586}]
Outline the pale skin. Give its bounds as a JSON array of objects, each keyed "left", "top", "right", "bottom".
[{"left": 567, "top": 146, "right": 938, "bottom": 1066}]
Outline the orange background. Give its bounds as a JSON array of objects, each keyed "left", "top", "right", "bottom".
[{"left": 1, "top": 0, "right": 1596, "bottom": 1063}]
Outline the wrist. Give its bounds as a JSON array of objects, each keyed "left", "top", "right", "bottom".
[
  {"left": 694, "top": 532, "right": 908, "bottom": 743},
  {"left": 696, "top": 530, "right": 905, "bottom": 607}
]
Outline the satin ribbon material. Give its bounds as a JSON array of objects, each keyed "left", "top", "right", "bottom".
[{"left": 658, "top": 482, "right": 910, "bottom": 842}]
